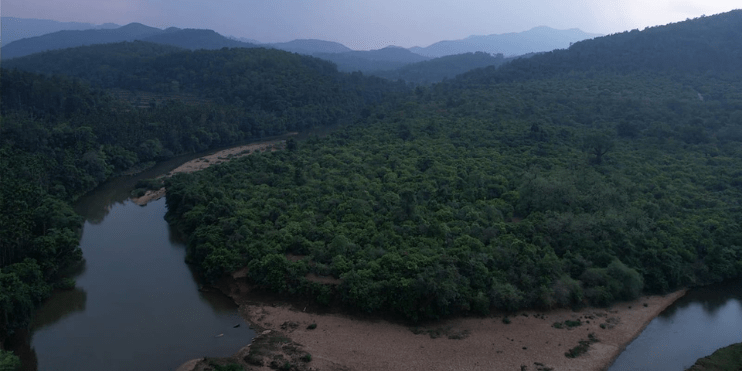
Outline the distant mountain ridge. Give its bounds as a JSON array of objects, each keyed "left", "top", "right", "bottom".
[
  {"left": 455, "top": 10, "right": 742, "bottom": 84},
  {"left": 315, "top": 46, "right": 431, "bottom": 72},
  {"left": 270, "top": 39, "right": 352, "bottom": 54},
  {"left": 409, "top": 26, "right": 602, "bottom": 57},
  {"left": 1, "top": 23, "right": 258, "bottom": 59},
  {"left": 1, "top": 17, "right": 120, "bottom": 46}
]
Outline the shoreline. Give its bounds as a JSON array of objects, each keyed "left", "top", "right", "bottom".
[
  {"left": 130, "top": 135, "right": 295, "bottom": 206},
  {"left": 179, "top": 277, "right": 687, "bottom": 371}
]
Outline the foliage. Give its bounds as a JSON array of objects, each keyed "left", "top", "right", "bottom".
[
  {"left": 565, "top": 333, "right": 599, "bottom": 358},
  {"left": 687, "top": 342, "right": 742, "bottom": 371},
  {"left": 0, "top": 349, "right": 20, "bottom": 371},
  {"left": 166, "top": 45, "right": 742, "bottom": 321},
  {"left": 371, "top": 52, "right": 509, "bottom": 85}
]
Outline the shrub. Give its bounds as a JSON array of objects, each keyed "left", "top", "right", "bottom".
[{"left": 502, "top": 317, "right": 511, "bottom": 324}]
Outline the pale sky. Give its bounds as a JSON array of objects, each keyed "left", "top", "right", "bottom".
[{"left": 2, "top": 0, "right": 739, "bottom": 49}]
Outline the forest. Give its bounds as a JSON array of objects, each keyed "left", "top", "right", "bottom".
[{"left": 2, "top": 9, "right": 742, "bottom": 366}]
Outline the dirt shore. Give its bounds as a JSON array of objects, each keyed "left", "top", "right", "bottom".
[
  {"left": 131, "top": 136, "right": 294, "bottom": 206},
  {"left": 180, "top": 278, "right": 686, "bottom": 371}
]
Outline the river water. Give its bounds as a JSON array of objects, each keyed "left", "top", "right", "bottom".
[
  {"left": 18, "top": 130, "right": 337, "bottom": 371},
  {"left": 608, "top": 278, "right": 742, "bottom": 370},
  {"left": 17, "top": 152, "right": 261, "bottom": 371}
]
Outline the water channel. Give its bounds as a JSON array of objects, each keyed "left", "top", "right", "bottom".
[
  {"left": 17, "top": 131, "right": 335, "bottom": 371},
  {"left": 609, "top": 278, "right": 742, "bottom": 370}
]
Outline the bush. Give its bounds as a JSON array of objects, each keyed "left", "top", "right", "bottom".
[
  {"left": 502, "top": 317, "right": 511, "bottom": 324},
  {"left": 0, "top": 350, "right": 21, "bottom": 371},
  {"left": 301, "top": 353, "right": 312, "bottom": 362},
  {"left": 307, "top": 323, "right": 317, "bottom": 330},
  {"left": 55, "top": 277, "right": 76, "bottom": 290}
]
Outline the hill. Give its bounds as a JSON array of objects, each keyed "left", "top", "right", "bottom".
[
  {"left": 316, "top": 46, "right": 430, "bottom": 72},
  {"left": 1, "top": 17, "right": 119, "bottom": 46},
  {"left": 140, "top": 28, "right": 257, "bottom": 50},
  {"left": 271, "top": 39, "right": 353, "bottom": 55},
  {"left": 1, "top": 22, "right": 256, "bottom": 59},
  {"left": 458, "top": 10, "right": 742, "bottom": 84},
  {"left": 370, "top": 51, "right": 515, "bottom": 84},
  {"left": 163, "top": 10, "right": 742, "bottom": 322},
  {"left": 409, "top": 26, "right": 601, "bottom": 58}
]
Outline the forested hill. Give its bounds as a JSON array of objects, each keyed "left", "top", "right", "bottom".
[
  {"left": 3, "top": 42, "right": 408, "bottom": 124},
  {"left": 457, "top": 10, "right": 742, "bottom": 84},
  {"left": 164, "top": 10, "right": 742, "bottom": 323},
  {"left": 0, "top": 22, "right": 258, "bottom": 60},
  {"left": 370, "top": 52, "right": 512, "bottom": 84}
]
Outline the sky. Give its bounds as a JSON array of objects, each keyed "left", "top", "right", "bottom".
[{"left": 3, "top": 0, "right": 740, "bottom": 50}]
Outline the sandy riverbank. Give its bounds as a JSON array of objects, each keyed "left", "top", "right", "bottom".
[
  {"left": 180, "top": 278, "right": 686, "bottom": 371},
  {"left": 131, "top": 136, "right": 294, "bottom": 206}
]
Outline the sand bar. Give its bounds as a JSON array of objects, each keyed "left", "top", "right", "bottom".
[
  {"left": 179, "top": 276, "right": 686, "bottom": 371},
  {"left": 131, "top": 135, "right": 294, "bottom": 206}
]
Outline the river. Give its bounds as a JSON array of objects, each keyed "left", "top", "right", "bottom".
[
  {"left": 15, "top": 130, "right": 337, "bottom": 371},
  {"left": 608, "top": 277, "right": 742, "bottom": 370}
]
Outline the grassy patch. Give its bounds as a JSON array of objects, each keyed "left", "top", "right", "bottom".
[
  {"left": 553, "top": 319, "right": 581, "bottom": 329},
  {"left": 565, "top": 333, "right": 599, "bottom": 358},
  {"left": 409, "top": 326, "right": 470, "bottom": 339}
]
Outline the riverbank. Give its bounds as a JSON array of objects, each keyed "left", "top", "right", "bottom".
[
  {"left": 131, "top": 135, "right": 295, "bottom": 206},
  {"left": 688, "top": 342, "right": 742, "bottom": 370},
  {"left": 180, "top": 278, "right": 686, "bottom": 371}
]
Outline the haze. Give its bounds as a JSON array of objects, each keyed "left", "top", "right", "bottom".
[{"left": 3, "top": 0, "right": 739, "bottom": 50}]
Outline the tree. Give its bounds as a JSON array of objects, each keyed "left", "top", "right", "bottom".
[{"left": 583, "top": 133, "right": 614, "bottom": 164}]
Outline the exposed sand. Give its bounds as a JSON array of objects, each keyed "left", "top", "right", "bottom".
[
  {"left": 131, "top": 135, "right": 295, "bottom": 206},
  {"left": 177, "top": 276, "right": 686, "bottom": 371}
]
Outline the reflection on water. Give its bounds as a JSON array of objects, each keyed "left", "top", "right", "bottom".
[
  {"left": 31, "top": 288, "right": 87, "bottom": 332},
  {"left": 26, "top": 198, "right": 255, "bottom": 371},
  {"left": 20, "top": 129, "right": 337, "bottom": 370},
  {"left": 609, "top": 278, "right": 742, "bottom": 371}
]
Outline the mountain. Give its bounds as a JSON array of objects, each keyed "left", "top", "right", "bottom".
[
  {"left": 1, "top": 17, "right": 120, "bottom": 46},
  {"left": 2, "top": 23, "right": 162, "bottom": 59},
  {"left": 409, "top": 26, "right": 602, "bottom": 58},
  {"left": 1, "top": 23, "right": 256, "bottom": 59},
  {"left": 271, "top": 39, "right": 352, "bottom": 55},
  {"left": 457, "top": 10, "right": 742, "bottom": 84},
  {"left": 316, "top": 46, "right": 430, "bottom": 72},
  {"left": 141, "top": 29, "right": 257, "bottom": 50}
]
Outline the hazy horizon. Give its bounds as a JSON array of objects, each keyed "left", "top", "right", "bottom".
[{"left": 3, "top": 1, "right": 739, "bottom": 50}]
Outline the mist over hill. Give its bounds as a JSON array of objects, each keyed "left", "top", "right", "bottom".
[
  {"left": 1, "top": 17, "right": 120, "bottom": 46},
  {"left": 270, "top": 39, "right": 353, "bottom": 55},
  {"left": 409, "top": 26, "right": 602, "bottom": 57},
  {"left": 1, "top": 23, "right": 257, "bottom": 59}
]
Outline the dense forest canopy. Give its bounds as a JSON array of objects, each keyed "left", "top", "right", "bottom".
[
  {"left": 165, "top": 11, "right": 742, "bottom": 321},
  {"left": 166, "top": 70, "right": 742, "bottom": 320},
  {"left": 2, "top": 9, "right": 742, "bottom": 367},
  {"left": 370, "top": 52, "right": 511, "bottom": 85}
]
